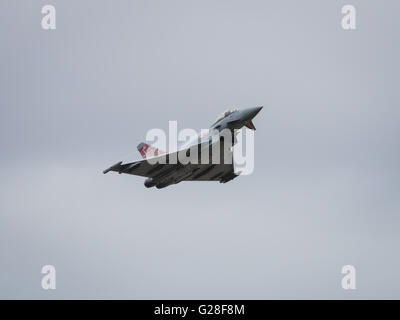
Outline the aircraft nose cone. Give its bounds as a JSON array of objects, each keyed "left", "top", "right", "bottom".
[{"left": 243, "top": 106, "right": 263, "bottom": 120}]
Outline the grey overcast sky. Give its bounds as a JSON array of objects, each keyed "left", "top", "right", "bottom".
[{"left": 0, "top": 0, "right": 399, "bottom": 299}]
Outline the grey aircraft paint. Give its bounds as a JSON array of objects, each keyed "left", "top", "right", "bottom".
[{"left": 103, "top": 107, "right": 262, "bottom": 189}]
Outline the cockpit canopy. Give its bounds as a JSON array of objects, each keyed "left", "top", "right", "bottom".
[{"left": 214, "top": 108, "right": 238, "bottom": 124}]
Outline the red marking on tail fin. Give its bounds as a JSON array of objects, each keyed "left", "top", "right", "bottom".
[{"left": 137, "top": 143, "right": 164, "bottom": 159}]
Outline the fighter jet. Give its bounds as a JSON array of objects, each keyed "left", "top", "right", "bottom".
[{"left": 103, "top": 106, "right": 263, "bottom": 189}]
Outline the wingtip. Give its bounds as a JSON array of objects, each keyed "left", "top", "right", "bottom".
[{"left": 103, "top": 161, "right": 123, "bottom": 174}]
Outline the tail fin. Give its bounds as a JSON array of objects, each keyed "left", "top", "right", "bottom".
[{"left": 137, "top": 143, "right": 164, "bottom": 159}]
